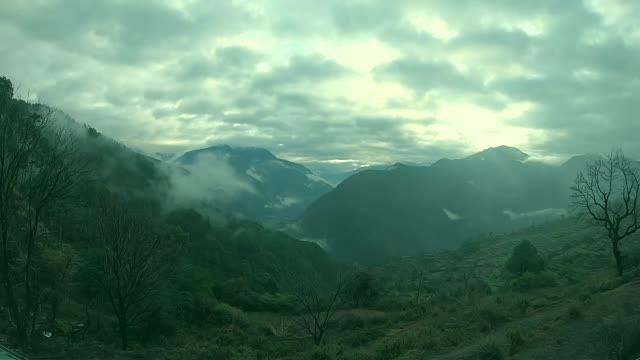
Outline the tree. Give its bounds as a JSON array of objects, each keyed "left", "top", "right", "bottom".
[
  {"left": 90, "top": 192, "right": 179, "bottom": 349},
  {"left": 292, "top": 276, "right": 344, "bottom": 346},
  {"left": 343, "top": 271, "right": 378, "bottom": 307},
  {"left": 0, "top": 76, "right": 83, "bottom": 348},
  {"left": 571, "top": 150, "right": 640, "bottom": 276},
  {"left": 505, "top": 240, "right": 545, "bottom": 276}
]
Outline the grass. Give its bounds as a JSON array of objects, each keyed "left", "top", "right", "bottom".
[{"left": 19, "top": 218, "right": 640, "bottom": 360}]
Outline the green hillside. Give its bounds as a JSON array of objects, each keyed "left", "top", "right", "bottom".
[{"left": 301, "top": 146, "right": 578, "bottom": 264}]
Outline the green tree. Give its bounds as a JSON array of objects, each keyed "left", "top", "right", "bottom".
[
  {"left": 344, "top": 272, "right": 378, "bottom": 307},
  {"left": 505, "top": 240, "right": 545, "bottom": 276}
]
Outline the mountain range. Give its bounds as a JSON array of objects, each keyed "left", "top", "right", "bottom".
[
  {"left": 57, "top": 105, "right": 605, "bottom": 266},
  {"left": 173, "top": 145, "right": 333, "bottom": 222},
  {"left": 299, "top": 146, "right": 592, "bottom": 264}
]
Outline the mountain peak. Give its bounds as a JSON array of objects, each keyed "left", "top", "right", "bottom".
[
  {"left": 466, "top": 146, "right": 529, "bottom": 162},
  {"left": 203, "top": 145, "right": 277, "bottom": 160},
  {"left": 179, "top": 145, "right": 278, "bottom": 165}
]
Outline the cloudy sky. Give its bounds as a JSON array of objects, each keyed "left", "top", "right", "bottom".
[{"left": 1, "top": 0, "right": 639, "bottom": 169}]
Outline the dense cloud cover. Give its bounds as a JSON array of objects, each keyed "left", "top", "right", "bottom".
[{"left": 1, "top": 0, "right": 639, "bottom": 170}]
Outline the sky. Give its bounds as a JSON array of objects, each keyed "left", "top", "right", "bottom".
[{"left": 1, "top": 0, "right": 639, "bottom": 170}]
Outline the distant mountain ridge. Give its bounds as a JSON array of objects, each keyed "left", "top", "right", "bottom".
[
  {"left": 175, "top": 145, "right": 333, "bottom": 221},
  {"left": 300, "top": 146, "right": 594, "bottom": 264}
]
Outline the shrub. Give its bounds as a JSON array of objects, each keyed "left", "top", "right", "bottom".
[
  {"left": 514, "top": 297, "right": 531, "bottom": 315},
  {"left": 506, "top": 328, "right": 525, "bottom": 355},
  {"left": 476, "top": 339, "right": 504, "bottom": 360},
  {"left": 567, "top": 303, "right": 582, "bottom": 320},
  {"left": 210, "top": 303, "right": 249, "bottom": 328},
  {"left": 478, "top": 303, "right": 509, "bottom": 330},
  {"left": 375, "top": 339, "right": 408, "bottom": 360},
  {"left": 343, "top": 272, "right": 379, "bottom": 307},
  {"left": 310, "top": 350, "right": 333, "bottom": 360},
  {"left": 441, "top": 326, "right": 465, "bottom": 348},
  {"left": 599, "top": 316, "right": 640, "bottom": 360},
  {"left": 505, "top": 240, "right": 545, "bottom": 276}
]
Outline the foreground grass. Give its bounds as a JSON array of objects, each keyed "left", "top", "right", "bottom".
[{"left": 18, "top": 218, "right": 640, "bottom": 359}]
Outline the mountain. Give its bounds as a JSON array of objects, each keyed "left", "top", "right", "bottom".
[
  {"left": 307, "top": 162, "right": 432, "bottom": 186},
  {"left": 175, "top": 145, "right": 333, "bottom": 221},
  {"left": 300, "top": 146, "right": 583, "bottom": 264},
  {"left": 45, "top": 108, "right": 338, "bottom": 293}
]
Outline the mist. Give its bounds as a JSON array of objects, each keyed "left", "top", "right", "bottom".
[{"left": 164, "top": 152, "right": 255, "bottom": 209}]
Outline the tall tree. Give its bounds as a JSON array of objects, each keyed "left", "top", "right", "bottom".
[
  {"left": 571, "top": 150, "right": 640, "bottom": 276},
  {"left": 0, "top": 76, "right": 83, "bottom": 347},
  {"left": 91, "top": 192, "right": 177, "bottom": 349}
]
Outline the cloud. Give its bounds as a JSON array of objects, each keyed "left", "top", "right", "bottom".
[
  {"left": 443, "top": 208, "right": 463, "bottom": 221},
  {"left": 265, "top": 196, "right": 301, "bottom": 210},
  {"left": 503, "top": 208, "right": 568, "bottom": 220},
  {"left": 165, "top": 152, "right": 255, "bottom": 208},
  {"left": 2, "top": 0, "right": 640, "bottom": 172},
  {"left": 372, "top": 59, "right": 481, "bottom": 95}
]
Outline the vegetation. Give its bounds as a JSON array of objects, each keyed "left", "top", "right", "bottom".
[
  {"left": 291, "top": 276, "right": 344, "bottom": 346},
  {"left": 571, "top": 150, "right": 640, "bottom": 276},
  {"left": 301, "top": 146, "right": 573, "bottom": 264},
  {"left": 2, "top": 74, "right": 640, "bottom": 359},
  {"left": 0, "top": 77, "right": 84, "bottom": 348},
  {"left": 505, "top": 239, "right": 546, "bottom": 275}
]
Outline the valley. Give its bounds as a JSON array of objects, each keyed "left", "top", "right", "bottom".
[{"left": 2, "top": 74, "right": 640, "bottom": 360}]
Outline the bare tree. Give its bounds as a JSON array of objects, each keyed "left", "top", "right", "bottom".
[
  {"left": 571, "top": 150, "right": 640, "bottom": 276},
  {"left": 292, "top": 277, "right": 344, "bottom": 346},
  {"left": 0, "top": 77, "right": 83, "bottom": 347},
  {"left": 92, "top": 193, "right": 175, "bottom": 350}
]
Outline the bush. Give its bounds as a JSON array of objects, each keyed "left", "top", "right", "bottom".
[
  {"left": 477, "top": 302, "right": 509, "bottom": 331},
  {"left": 476, "top": 339, "right": 504, "bottom": 360},
  {"left": 505, "top": 240, "right": 545, "bottom": 276},
  {"left": 375, "top": 339, "right": 409, "bottom": 360},
  {"left": 210, "top": 303, "right": 249, "bottom": 328},
  {"left": 514, "top": 297, "right": 531, "bottom": 315},
  {"left": 343, "top": 272, "right": 379, "bottom": 307},
  {"left": 567, "top": 303, "right": 582, "bottom": 320},
  {"left": 506, "top": 328, "right": 525, "bottom": 355},
  {"left": 310, "top": 350, "right": 333, "bottom": 360},
  {"left": 599, "top": 316, "right": 640, "bottom": 359}
]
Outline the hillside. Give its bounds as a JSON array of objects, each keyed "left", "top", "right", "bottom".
[
  {"left": 300, "top": 146, "right": 582, "bottom": 263},
  {"left": 175, "top": 145, "right": 333, "bottom": 221},
  {"left": 56, "top": 217, "right": 640, "bottom": 360},
  {"left": 4, "top": 76, "right": 640, "bottom": 360},
  {"left": 0, "top": 88, "right": 339, "bottom": 331}
]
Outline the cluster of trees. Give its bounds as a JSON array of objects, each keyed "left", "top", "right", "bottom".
[{"left": 0, "top": 76, "right": 182, "bottom": 350}]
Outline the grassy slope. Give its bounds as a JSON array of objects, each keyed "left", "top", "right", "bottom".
[{"left": 65, "top": 217, "right": 640, "bottom": 360}]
